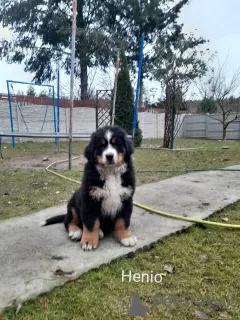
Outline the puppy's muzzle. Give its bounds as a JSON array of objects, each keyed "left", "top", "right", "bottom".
[{"left": 105, "top": 153, "right": 115, "bottom": 165}]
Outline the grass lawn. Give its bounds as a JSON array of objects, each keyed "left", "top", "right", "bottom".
[{"left": 0, "top": 138, "right": 240, "bottom": 319}]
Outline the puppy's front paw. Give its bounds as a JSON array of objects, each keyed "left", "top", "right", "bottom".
[
  {"left": 80, "top": 233, "right": 99, "bottom": 251},
  {"left": 115, "top": 218, "right": 136, "bottom": 247},
  {"left": 89, "top": 187, "right": 106, "bottom": 201},
  {"left": 120, "top": 187, "right": 133, "bottom": 200},
  {"left": 120, "top": 235, "right": 137, "bottom": 247}
]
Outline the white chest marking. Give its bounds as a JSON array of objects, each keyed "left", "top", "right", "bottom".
[
  {"left": 101, "top": 173, "right": 123, "bottom": 217},
  {"left": 96, "top": 164, "right": 128, "bottom": 218}
]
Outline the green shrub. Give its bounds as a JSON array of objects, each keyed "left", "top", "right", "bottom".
[
  {"left": 198, "top": 97, "right": 217, "bottom": 114},
  {"left": 134, "top": 120, "right": 143, "bottom": 147}
]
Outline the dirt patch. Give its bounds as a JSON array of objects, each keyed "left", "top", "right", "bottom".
[{"left": 4, "top": 153, "right": 86, "bottom": 170}]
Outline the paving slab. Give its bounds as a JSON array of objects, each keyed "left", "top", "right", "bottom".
[{"left": 0, "top": 165, "right": 240, "bottom": 313}]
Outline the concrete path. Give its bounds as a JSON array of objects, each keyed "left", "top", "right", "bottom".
[{"left": 0, "top": 165, "right": 240, "bottom": 313}]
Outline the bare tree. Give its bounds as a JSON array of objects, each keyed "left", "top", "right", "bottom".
[
  {"left": 94, "top": 66, "right": 115, "bottom": 92},
  {"left": 172, "top": 83, "right": 190, "bottom": 140},
  {"left": 154, "top": 30, "right": 210, "bottom": 148},
  {"left": 197, "top": 61, "right": 240, "bottom": 140},
  {"left": 60, "top": 67, "right": 99, "bottom": 100}
]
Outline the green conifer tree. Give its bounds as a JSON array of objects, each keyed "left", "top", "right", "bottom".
[
  {"left": 115, "top": 47, "right": 134, "bottom": 135},
  {"left": 26, "top": 85, "right": 36, "bottom": 97}
]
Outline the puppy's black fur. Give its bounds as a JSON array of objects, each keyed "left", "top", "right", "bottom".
[{"left": 41, "top": 125, "right": 136, "bottom": 248}]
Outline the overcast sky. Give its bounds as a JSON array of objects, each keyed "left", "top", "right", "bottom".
[
  {"left": 182, "top": 0, "right": 240, "bottom": 68},
  {"left": 0, "top": 0, "right": 240, "bottom": 98}
]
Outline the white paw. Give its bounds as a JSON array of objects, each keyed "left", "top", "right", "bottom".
[
  {"left": 40, "top": 221, "right": 46, "bottom": 226},
  {"left": 99, "top": 229, "right": 104, "bottom": 239},
  {"left": 120, "top": 236, "right": 137, "bottom": 247},
  {"left": 81, "top": 243, "right": 97, "bottom": 251},
  {"left": 90, "top": 187, "right": 106, "bottom": 200},
  {"left": 68, "top": 229, "right": 82, "bottom": 241},
  {"left": 120, "top": 187, "right": 133, "bottom": 200}
]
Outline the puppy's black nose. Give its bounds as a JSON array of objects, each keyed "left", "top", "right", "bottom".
[{"left": 106, "top": 154, "right": 114, "bottom": 162}]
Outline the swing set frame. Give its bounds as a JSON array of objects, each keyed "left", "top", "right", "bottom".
[{"left": 6, "top": 80, "right": 60, "bottom": 148}]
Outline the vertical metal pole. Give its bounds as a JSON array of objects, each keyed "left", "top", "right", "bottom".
[
  {"left": 96, "top": 91, "right": 98, "bottom": 130},
  {"left": 170, "top": 104, "right": 176, "bottom": 150},
  {"left": 111, "top": 54, "right": 120, "bottom": 125},
  {"left": 170, "top": 78, "right": 176, "bottom": 150},
  {"left": 57, "top": 69, "right": 60, "bottom": 134},
  {"left": 132, "top": 34, "right": 144, "bottom": 137},
  {"left": 52, "top": 87, "right": 57, "bottom": 144},
  {"left": 69, "top": 0, "right": 77, "bottom": 170},
  {"left": 57, "top": 68, "right": 60, "bottom": 150},
  {"left": 7, "top": 80, "right": 15, "bottom": 148},
  {"left": 16, "top": 98, "right": 22, "bottom": 144}
]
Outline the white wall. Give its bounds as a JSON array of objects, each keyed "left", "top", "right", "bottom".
[
  {"left": 182, "top": 114, "right": 240, "bottom": 140},
  {"left": 1, "top": 101, "right": 239, "bottom": 142},
  {"left": 138, "top": 112, "right": 185, "bottom": 139},
  {"left": 0, "top": 102, "right": 96, "bottom": 142}
]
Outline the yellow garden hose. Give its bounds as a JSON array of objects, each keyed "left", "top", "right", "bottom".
[{"left": 46, "top": 158, "right": 240, "bottom": 229}]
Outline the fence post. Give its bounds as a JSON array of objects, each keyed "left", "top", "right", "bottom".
[
  {"left": 16, "top": 102, "right": 22, "bottom": 143},
  {"left": 183, "top": 115, "right": 187, "bottom": 138},
  {"left": 65, "top": 108, "right": 69, "bottom": 134},
  {"left": 205, "top": 114, "right": 208, "bottom": 139},
  {"left": 238, "top": 118, "right": 240, "bottom": 139}
]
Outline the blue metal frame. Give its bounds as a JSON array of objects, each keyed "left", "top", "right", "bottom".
[
  {"left": 10, "top": 82, "right": 29, "bottom": 132},
  {"left": 132, "top": 34, "right": 144, "bottom": 137},
  {"left": 6, "top": 80, "right": 59, "bottom": 148},
  {"left": 8, "top": 80, "right": 54, "bottom": 88},
  {"left": 52, "top": 87, "right": 57, "bottom": 144},
  {"left": 57, "top": 69, "right": 60, "bottom": 145}
]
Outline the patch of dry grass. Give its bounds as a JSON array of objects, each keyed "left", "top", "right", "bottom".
[
  {"left": 0, "top": 138, "right": 240, "bottom": 319},
  {"left": 1, "top": 138, "right": 239, "bottom": 219}
]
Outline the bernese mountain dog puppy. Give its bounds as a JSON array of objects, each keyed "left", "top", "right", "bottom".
[{"left": 40, "top": 125, "right": 137, "bottom": 251}]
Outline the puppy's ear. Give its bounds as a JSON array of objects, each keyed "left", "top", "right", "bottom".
[
  {"left": 84, "top": 133, "right": 96, "bottom": 162},
  {"left": 124, "top": 133, "right": 134, "bottom": 160}
]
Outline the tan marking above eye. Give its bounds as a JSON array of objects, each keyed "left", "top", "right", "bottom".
[{"left": 111, "top": 137, "right": 116, "bottom": 143}]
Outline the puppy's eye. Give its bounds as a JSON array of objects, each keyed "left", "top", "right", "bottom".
[
  {"left": 111, "top": 137, "right": 116, "bottom": 144},
  {"left": 100, "top": 138, "right": 106, "bottom": 145}
]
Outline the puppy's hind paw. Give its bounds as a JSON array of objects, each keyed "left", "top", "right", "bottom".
[
  {"left": 99, "top": 229, "right": 104, "bottom": 239},
  {"left": 68, "top": 229, "right": 82, "bottom": 241}
]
